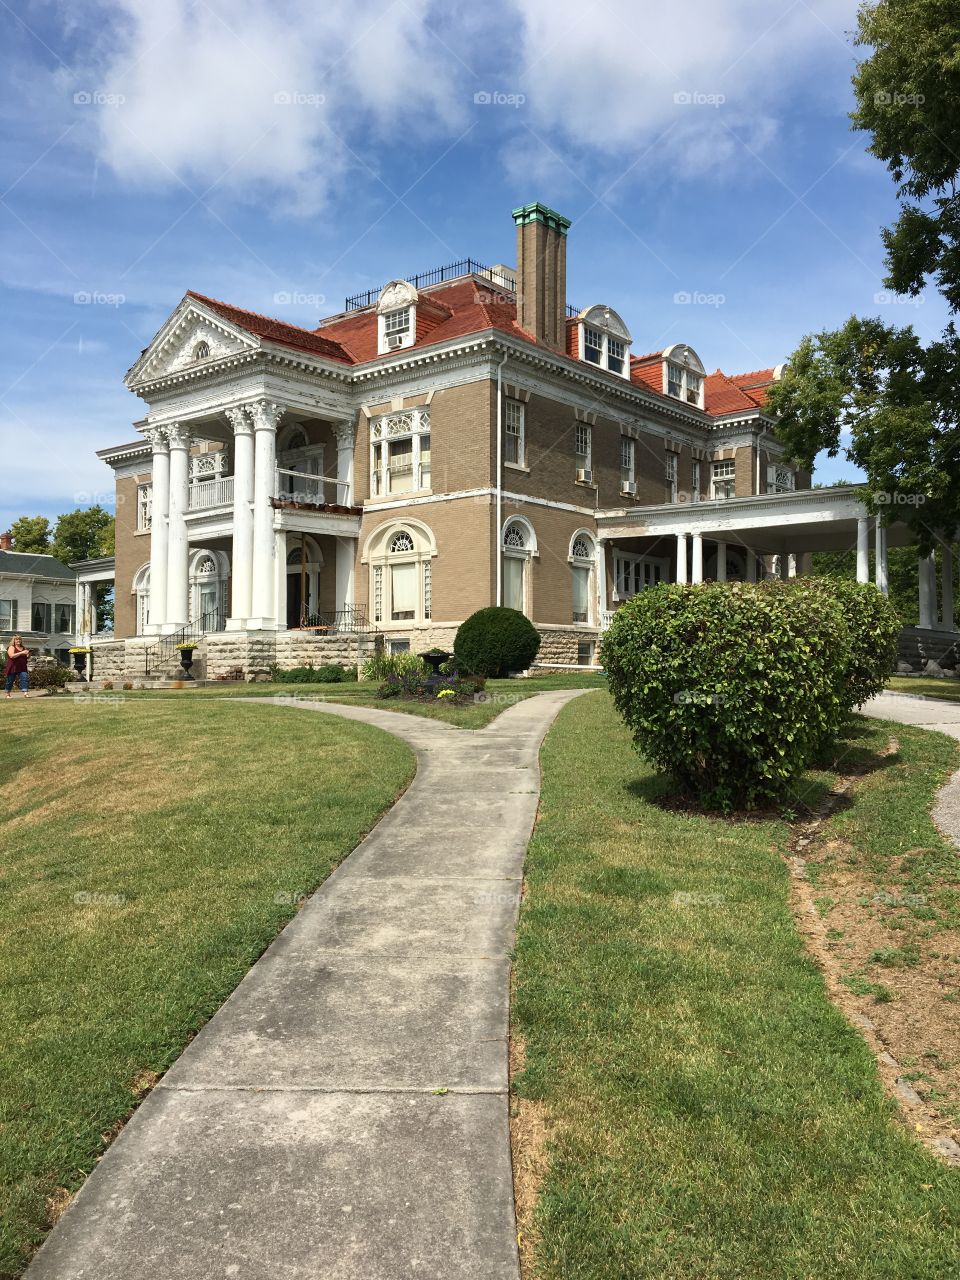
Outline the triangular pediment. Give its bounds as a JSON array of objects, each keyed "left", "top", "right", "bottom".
[{"left": 125, "top": 296, "right": 260, "bottom": 388}]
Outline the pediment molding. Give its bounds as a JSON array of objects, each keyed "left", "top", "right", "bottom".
[{"left": 125, "top": 297, "right": 261, "bottom": 390}]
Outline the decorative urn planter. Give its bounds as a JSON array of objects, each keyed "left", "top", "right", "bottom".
[
  {"left": 178, "top": 647, "right": 196, "bottom": 681},
  {"left": 419, "top": 649, "right": 451, "bottom": 677},
  {"left": 71, "top": 650, "right": 89, "bottom": 681}
]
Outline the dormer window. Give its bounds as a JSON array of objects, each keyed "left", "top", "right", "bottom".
[
  {"left": 662, "top": 344, "right": 706, "bottom": 409},
  {"left": 377, "top": 280, "right": 418, "bottom": 354},
  {"left": 575, "top": 305, "right": 632, "bottom": 380}
]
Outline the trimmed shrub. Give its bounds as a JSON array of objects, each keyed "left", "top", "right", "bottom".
[
  {"left": 361, "top": 651, "right": 426, "bottom": 682},
  {"left": 600, "top": 581, "right": 850, "bottom": 810},
  {"left": 453, "top": 607, "right": 540, "bottom": 678},
  {"left": 788, "top": 577, "right": 900, "bottom": 709},
  {"left": 27, "top": 662, "right": 71, "bottom": 691},
  {"left": 270, "top": 663, "right": 358, "bottom": 684}
]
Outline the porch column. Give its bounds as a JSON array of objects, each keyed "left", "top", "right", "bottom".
[
  {"left": 250, "top": 400, "right": 283, "bottom": 626},
  {"left": 275, "top": 528, "right": 287, "bottom": 631},
  {"left": 787, "top": 553, "right": 798, "bottom": 579},
  {"left": 164, "top": 423, "right": 191, "bottom": 630},
  {"left": 715, "top": 539, "right": 727, "bottom": 582},
  {"left": 919, "top": 551, "right": 937, "bottom": 629},
  {"left": 941, "top": 542, "right": 955, "bottom": 629},
  {"left": 335, "top": 538, "right": 355, "bottom": 613},
  {"left": 856, "top": 517, "right": 870, "bottom": 583},
  {"left": 143, "top": 426, "right": 169, "bottom": 634},
  {"left": 676, "top": 533, "right": 688, "bottom": 584},
  {"left": 334, "top": 421, "right": 356, "bottom": 506},
  {"left": 226, "top": 407, "right": 254, "bottom": 628},
  {"left": 746, "top": 550, "right": 757, "bottom": 583},
  {"left": 875, "top": 518, "right": 889, "bottom": 596},
  {"left": 691, "top": 533, "right": 704, "bottom": 583}
]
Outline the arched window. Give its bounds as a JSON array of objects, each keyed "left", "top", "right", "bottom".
[
  {"left": 569, "top": 530, "right": 596, "bottom": 625},
  {"left": 194, "top": 341, "right": 210, "bottom": 361},
  {"left": 502, "top": 519, "right": 536, "bottom": 615},
  {"left": 133, "top": 563, "right": 151, "bottom": 635},
  {"left": 364, "top": 522, "right": 436, "bottom": 626}
]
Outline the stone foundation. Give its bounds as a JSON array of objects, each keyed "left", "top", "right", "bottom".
[
  {"left": 897, "top": 626, "right": 959, "bottom": 675},
  {"left": 532, "top": 625, "right": 602, "bottom": 669}
]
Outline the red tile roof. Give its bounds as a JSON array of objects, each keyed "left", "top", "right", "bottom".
[{"left": 186, "top": 291, "right": 352, "bottom": 364}]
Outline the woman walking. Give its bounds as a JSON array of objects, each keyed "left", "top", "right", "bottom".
[{"left": 4, "top": 636, "right": 30, "bottom": 698}]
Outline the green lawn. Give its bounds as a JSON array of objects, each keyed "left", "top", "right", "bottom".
[
  {"left": 513, "top": 691, "right": 960, "bottom": 1279},
  {"left": 887, "top": 676, "right": 960, "bottom": 703},
  {"left": 75, "top": 671, "right": 608, "bottom": 729},
  {"left": 0, "top": 698, "right": 414, "bottom": 1280}
]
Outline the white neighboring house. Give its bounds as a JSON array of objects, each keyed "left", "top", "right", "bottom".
[{"left": 0, "top": 542, "right": 79, "bottom": 664}]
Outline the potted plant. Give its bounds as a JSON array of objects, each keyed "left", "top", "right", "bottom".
[
  {"left": 175, "top": 641, "right": 197, "bottom": 680},
  {"left": 68, "top": 646, "right": 91, "bottom": 681},
  {"left": 419, "top": 647, "right": 451, "bottom": 677}
]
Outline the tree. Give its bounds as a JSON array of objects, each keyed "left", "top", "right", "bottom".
[
  {"left": 9, "top": 515, "right": 51, "bottom": 552},
  {"left": 764, "top": 316, "right": 960, "bottom": 551},
  {"left": 852, "top": 1, "right": 960, "bottom": 309},
  {"left": 51, "top": 506, "right": 115, "bottom": 564}
]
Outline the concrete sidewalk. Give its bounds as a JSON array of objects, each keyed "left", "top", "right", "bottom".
[
  {"left": 861, "top": 690, "right": 960, "bottom": 847},
  {"left": 26, "top": 689, "right": 587, "bottom": 1280}
]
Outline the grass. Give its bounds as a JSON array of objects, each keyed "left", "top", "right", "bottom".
[
  {"left": 0, "top": 697, "right": 414, "bottom": 1279},
  {"left": 887, "top": 676, "right": 960, "bottom": 703},
  {"left": 75, "top": 672, "right": 608, "bottom": 729},
  {"left": 512, "top": 692, "right": 960, "bottom": 1280}
]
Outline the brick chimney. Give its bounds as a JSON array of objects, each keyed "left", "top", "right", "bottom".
[
  {"left": 512, "top": 202, "right": 571, "bottom": 352},
  {"left": 0, "top": 532, "right": 11, "bottom": 551}
]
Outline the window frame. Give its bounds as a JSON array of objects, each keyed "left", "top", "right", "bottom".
[
  {"left": 575, "top": 424, "right": 592, "bottom": 480},
  {"left": 711, "top": 458, "right": 737, "bottom": 500},
  {"left": 504, "top": 398, "right": 525, "bottom": 468},
  {"left": 370, "top": 410, "right": 431, "bottom": 498},
  {"left": 665, "top": 450, "right": 679, "bottom": 502},
  {"left": 613, "top": 551, "right": 668, "bottom": 601},
  {"left": 620, "top": 436, "right": 636, "bottom": 491},
  {"left": 0, "top": 599, "right": 18, "bottom": 630}
]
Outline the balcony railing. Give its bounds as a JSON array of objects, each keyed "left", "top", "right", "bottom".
[
  {"left": 345, "top": 259, "right": 516, "bottom": 311},
  {"left": 290, "top": 606, "right": 373, "bottom": 633},
  {"left": 188, "top": 476, "right": 235, "bottom": 511},
  {"left": 275, "top": 467, "right": 351, "bottom": 506}
]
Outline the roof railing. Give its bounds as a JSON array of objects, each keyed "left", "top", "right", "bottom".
[{"left": 344, "top": 259, "right": 517, "bottom": 311}]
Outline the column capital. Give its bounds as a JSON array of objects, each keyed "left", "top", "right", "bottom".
[
  {"left": 142, "top": 424, "right": 169, "bottom": 451},
  {"left": 249, "top": 399, "right": 284, "bottom": 432},
  {"left": 165, "top": 422, "right": 192, "bottom": 450},
  {"left": 225, "top": 405, "right": 253, "bottom": 436},
  {"left": 333, "top": 419, "right": 356, "bottom": 449}
]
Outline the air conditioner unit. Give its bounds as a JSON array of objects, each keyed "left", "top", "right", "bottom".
[
  {"left": 387, "top": 332, "right": 406, "bottom": 350},
  {"left": 576, "top": 468, "right": 593, "bottom": 484},
  {"left": 621, "top": 480, "right": 637, "bottom": 496}
]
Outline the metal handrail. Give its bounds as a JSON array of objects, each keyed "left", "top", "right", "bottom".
[{"left": 345, "top": 259, "right": 517, "bottom": 311}]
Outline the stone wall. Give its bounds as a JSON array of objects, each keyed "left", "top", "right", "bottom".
[
  {"left": 87, "top": 640, "right": 127, "bottom": 681},
  {"left": 897, "top": 626, "right": 959, "bottom": 675},
  {"left": 532, "top": 625, "right": 600, "bottom": 669},
  {"left": 274, "top": 631, "right": 377, "bottom": 673}
]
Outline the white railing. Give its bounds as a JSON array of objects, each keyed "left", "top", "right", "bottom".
[
  {"left": 275, "top": 467, "right": 351, "bottom": 506},
  {"left": 188, "top": 476, "right": 235, "bottom": 510}
]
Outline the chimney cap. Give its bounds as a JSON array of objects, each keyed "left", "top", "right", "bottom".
[{"left": 511, "top": 202, "right": 571, "bottom": 235}]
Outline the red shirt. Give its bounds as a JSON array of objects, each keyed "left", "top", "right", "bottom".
[{"left": 5, "top": 649, "right": 28, "bottom": 676}]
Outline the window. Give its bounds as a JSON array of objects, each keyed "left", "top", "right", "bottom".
[
  {"left": 0, "top": 600, "right": 19, "bottom": 630},
  {"left": 608, "top": 337, "right": 625, "bottom": 375},
  {"left": 31, "top": 601, "right": 52, "bottom": 632},
  {"left": 767, "top": 463, "right": 795, "bottom": 493},
  {"left": 505, "top": 399, "right": 525, "bottom": 467},
  {"left": 383, "top": 308, "right": 410, "bottom": 337},
  {"left": 389, "top": 638, "right": 410, "bottom": 654},
  {"left": 570, "top": 532, "right": 595, "bottom": 625},
  {"left": 137, "top": 484, "right": 152, "bottom": 531},
  {"left": 367, "top": 521, "right": 435, "bottom": 626},
  {"left": 584, "top": 327, "right": 603, "bottom": 365},
  {"left": 423, "top": 561, "right": 432, "bottom": 620},
  {"left": 54, "top": 603, "right": 76, "bottom": 634},
  {"left": 575, "top": 424, "right": 592, "bottom": 479},
  {"left": 691, "top": 460, "right": 701, "bottom": 503},
  {"left": 663, "top": 349, "right": 705, "bottom": 408},
  {"left": 577, "top": 639, "right": 595, "bottom": 666},
  {"left": 712, "top": 459, "right": 736, "bottom": 500},
  {"left": 194, "top": 341, "right": 210, "bottom": 361},
  {"left": 370, "top": 408, "right": 431, "bottom": 497},
  {"left": 665, "top": 451, "right": 678, "bottom": 502},
  {"left": 667, "top": 363, "right": 684, "bottom": 397},
  {"left": 377, "top": 280, "right": 419, "bottom": 353},
  {"left": 620, "top": 437, "right": 635, "bottom": 491},
  {"left": 614, "top": 552, "right": 666, "bottom": 600},
  {"left": 686, "top": 372, "right": 702, "bottom": 405},
  {"left": 390, "top": 531, "right": 414, "bottom": 553},
  {"left": 502, "top": 520, "right": 535, "bottom": 615}
]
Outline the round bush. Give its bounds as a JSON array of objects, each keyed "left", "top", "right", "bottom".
[
  {"left": 600, "top": 581, "right": 850, "bottom": 810},
  {"left": 788, "top": 577, "right": 900, "bottom": 709},
  {"left": 454, "top": 607, "right": 541, "bottom": 678},
  {"left": 27, "top": 661, "right": 71, "bottom": 691}
]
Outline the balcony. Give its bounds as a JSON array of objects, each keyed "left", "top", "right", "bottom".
[
  {"left": 275, "top": 467, "right": 351, "bottom": 508},
  {"left": 188, "top": 476, "right": 235, "bottom": 511}
]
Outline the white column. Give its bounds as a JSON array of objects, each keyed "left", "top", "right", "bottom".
[
  {"left": 144, "top": 427, "right": 169, "bottom": 634},
  {"left": 334, "top": 421, "right": 356, "bottom": 506},
  {"left": 164, "top": 424, "right": 191, "bottom": 631},
  {"left": 691, "top": 533, "right": 703, "bottom": 583},
  {"left": 919, "top": 552, "right": 937, "bottom": 629},
  {"left": 676, "top": 533, "right": 688, "bottom": 584},
  {"left": 941, "top": 543, "right": 955, "bottom": 629},
  {"left": 226, "top": 408, "right": 254, "bottom": 628},
  {"left": 878, "top": 524, "right": 889, "bottom": 596},
  {"left": 335, "top": 538, "right": 355, "bottom": 613},
  {"left": 715, "top": 539, "right": 727, "bottom": 582},
  {"left": 250, "top": 400, "right": 283, "bottom": 626},
  {"left": 746, "top": 550, "right": 757, "bottom": 583},
  {"left": 787, "top": 553, "right": 798, "bottom": 579},
  {"left": 856, "top": 517, "right": 870, "bottom": 583},
  {"left": 275, "top": 528, "right": 288, "bottom": 631}
]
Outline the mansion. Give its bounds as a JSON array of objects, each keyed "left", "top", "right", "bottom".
[{"left": 85, "top": 201, "right": 950, "bottom": 680}]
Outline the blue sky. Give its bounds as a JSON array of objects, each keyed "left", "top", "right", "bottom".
[{"left": 0, "top": 0, "right": 948, "bottom": 530}]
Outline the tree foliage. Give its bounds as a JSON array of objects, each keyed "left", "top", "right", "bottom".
[
  {"left": 51, "top": 506, "right": 114, "bottom": 564},
  {"left": 9, "top": 516, "right": 51, "bottom": 553},
  {"left": 852, "top": 0, "right": 960, "bottom": 309}
]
